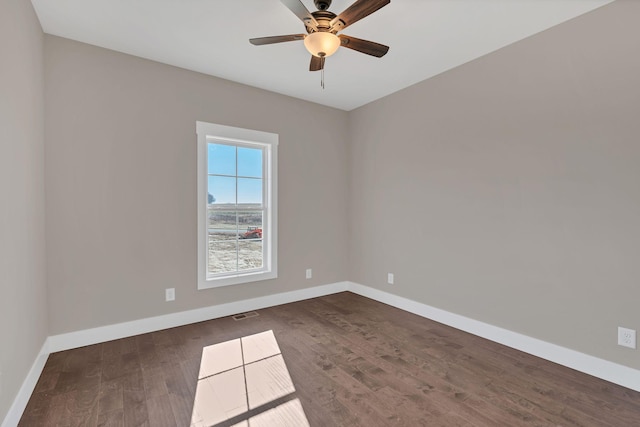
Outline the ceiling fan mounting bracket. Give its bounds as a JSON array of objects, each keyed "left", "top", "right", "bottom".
[{"left": 314, "top": 0, "right": 332, "bottom": 11}]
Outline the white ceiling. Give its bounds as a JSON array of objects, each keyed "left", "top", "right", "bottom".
[{"left": 31, "top": 0, "right": 613, "bottom": 111}]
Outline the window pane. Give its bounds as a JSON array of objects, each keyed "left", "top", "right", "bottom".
[
  {"left": 208, "top": 210, "right": 237, "bottom": 241},
  {"left": 238, "top": 147, "right": 262, "bottom": 178},
  {"left": 208, "top": 143, "right": 236, "bottom": 176},
  {"left": 238, "top": 178, "right": 262, "bottom": 205},
  {"left": 208, "top": 239, "right": 237, "bottom": 274},
  {"left": 238, "top": 211, "right": 262, "bottom": 232},
  {"left": 238, "top": 240, "right": 263, "bottom": 271},
  {"left": 208, "top": 176, "right": 236, "bottom": 205}
]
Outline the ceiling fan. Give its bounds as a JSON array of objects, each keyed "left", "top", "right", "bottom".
[{"left": 250, "top": 0, "right": 390, "bottom": 73}]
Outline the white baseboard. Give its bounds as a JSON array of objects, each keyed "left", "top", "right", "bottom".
[
  {"left": 48, "top": 281, "right": 349, "bottom": 353},
  {"left": 1, "top": 340, "right": 50, "bottom": 427},
  {"left": 346, "top": 281, "right": 640, "bottom": 393}
]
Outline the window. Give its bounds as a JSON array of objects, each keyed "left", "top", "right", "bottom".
[{"left": 197, "top": 121, "right": 278, "bottom": 289}]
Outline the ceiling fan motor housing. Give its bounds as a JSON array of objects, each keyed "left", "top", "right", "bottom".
[{"left": 308, "top": 10, "right": 338, "bottom": 34}]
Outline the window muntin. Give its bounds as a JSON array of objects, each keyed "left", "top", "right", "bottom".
[{"left": 197, "top": 122, "right": 277, "bottom": 289}]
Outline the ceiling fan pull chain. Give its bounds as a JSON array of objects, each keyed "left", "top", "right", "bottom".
[{"left": 321, "top": 56, "right": 325, "bottom": 89}]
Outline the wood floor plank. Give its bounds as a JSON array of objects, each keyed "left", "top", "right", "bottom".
[
  {"left": 121, "top": 371, "right": 149, "bottom": 426},
  {"left": 141, "top": 366, "right": 169, "bottom": 398},
  {"left": 97, "top": 378, "right": 124, "bottom": 416},
  {"left": 163, "top": 361, "right": 196, "bottom": 425},
  {"left": 97, "top": 409, "right": 124, "bottom": 427},
  {"left": 19, "top": 292, "right": 640, "bottom": 426},
  {"left": 39, "top": 392, "right": 68, "bottom": 426},
  {"left": 145, "top": 394, "right": 177, "bottom": 427}
]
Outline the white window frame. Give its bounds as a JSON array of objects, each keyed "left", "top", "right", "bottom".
[{"left": 197, "top": 121, "right": 278, "bottom": 289}]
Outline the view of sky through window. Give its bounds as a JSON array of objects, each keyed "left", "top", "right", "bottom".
[{"left": 208, "top": 143, "right": 263, "bottom": 205}]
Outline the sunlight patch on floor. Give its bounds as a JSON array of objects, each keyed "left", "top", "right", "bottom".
[
  {"left": 230, "top": 398, "right": 309, "bottom": 427},
  {"left": 191, "top": 330, "right": 310, "bottom": 427}
]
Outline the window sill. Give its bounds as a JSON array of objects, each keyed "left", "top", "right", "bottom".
[{"left": 198, "top": 270, "right": 278, "bottom": 290}]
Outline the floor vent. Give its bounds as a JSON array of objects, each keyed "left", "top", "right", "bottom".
[{"left": 232, "top": 311, "right": 259, "bottom": 321}]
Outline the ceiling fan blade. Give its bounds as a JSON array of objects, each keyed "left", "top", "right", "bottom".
[
  {"left": 338, "top": 34, "right": 389, "bottom": 57},
  {"left": 281, "top": 0, "right": 319, "bottom": 31},
  {"left": 249, "top": 34, "right": 306, "bottom": 45},
  {"left": 309, "top": 55, "right": 324, "bottom": 72},
  {"left": 330, "top": 0, "right": 390, "bottom": 32}
]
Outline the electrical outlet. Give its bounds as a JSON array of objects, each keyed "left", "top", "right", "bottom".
[
  {"left": 165, "top": 288, "right": 175, "bottom": 302},
  {"left": 618, "top": 327, "right": 636, "bottom": 349},
  {"left": 306, "top": 268, "right": 312, "bottom": 279},
  {"left": 387, "top": 273, "right": 394, "bottom": 285}
]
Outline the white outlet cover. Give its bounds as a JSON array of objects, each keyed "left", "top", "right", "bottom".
[
  {"left": 618, "top": 327, "right": 636, "bottom": 349},
  {"left": 387, "top": 273, "right": 394, "bottom": 285},
  {"left": 165, "top": 288, "right": 175, "bottom": 302},
  {"left": 306, "top": 269, "right": 312, "bottom": 279}
]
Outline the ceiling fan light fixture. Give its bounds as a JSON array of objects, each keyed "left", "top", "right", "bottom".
[{"left": 304, "top": 32, "right": 340, "bottom": 57}]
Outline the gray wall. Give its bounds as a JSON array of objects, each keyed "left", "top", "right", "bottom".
[
  {"left": 44, "top": 36, "right": 349, "bottom": 334},
  {"left": 0, "top": 0, "right": 48, "bottom": 421},
  {"left": 348, "top": 0, "right": 640, "bottom": 369}
]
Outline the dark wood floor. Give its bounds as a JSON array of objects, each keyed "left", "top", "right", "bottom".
[{"left": 20, "top": 292, "right": 640, "bottom": 426}]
